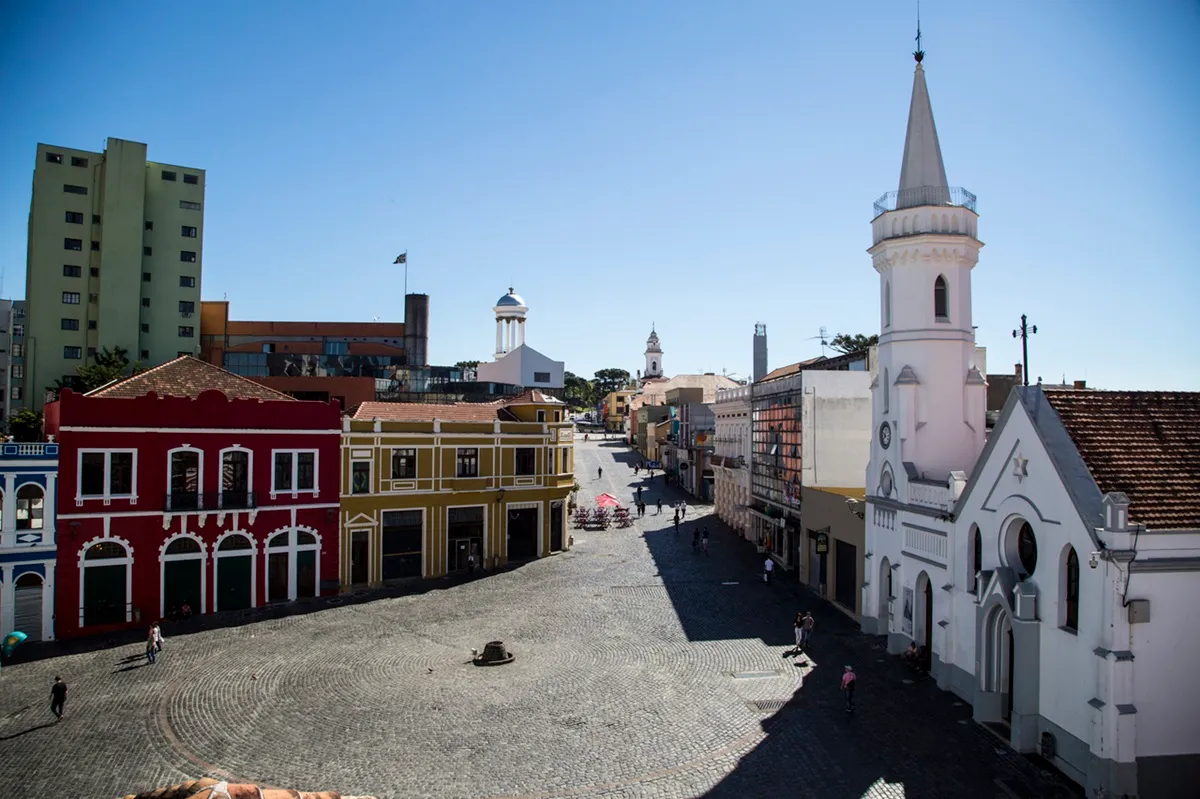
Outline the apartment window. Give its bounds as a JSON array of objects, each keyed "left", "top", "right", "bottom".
[
  {"left": 11, "top": 365, "right": 23, "bottom": 379},
  {"left": 63, "top": 264, "right": 82, "bottom": 278},
  {"left": 62, "top": 291, "right": 81, "bottom": 305},
  {"left": 273, "top": 451, "right": 316, "bottom": 493},
  {"left": 456, "top": 448, "right": 479, "bottom": 478},
  {"left": 91, "top": 240, "right": 100, "bottom": 251},
  {"left": 144, "top": 246, "right": 152, "bottom": 256},
  {"left": 63, "top": 184, "right": 87, "bottom": 195},
  {"left": 64, "top": 238, "right": 83, "bottom": 251},
  {"left": 12, "top": 324, "right": 22, "bottom": 337},
  {"left": 183, "top": 173, "right": 199, "bottom": 185},
  {"left": 142, "top": 297, "right": 150, "bottom": 307},
  {"left": 141, "top": 349, "right": 150, "bottom": 360},
  {"left": 351, "top": 461, "right": 371, "bottom": 494},
  {"left": 15, "top": 484, "right": 44, "bottom": 531},
  {"left": 87, "top": 320, "right": 97, "bottom": 330},
  {"left": 92, "top": 214, "right": 101, "bottom": 224},
  {"left": 12, "top": 344, "right": 22, "bottom": 357},
  {"left": 180, "top": 251, "right": 197, "bottom": 262},
  {"left": 79, "top": 450, "right": 135, "bottom": 498},
  {"left": 534, "top": 371, "right": 551, "bottom": 383},
  {"left": 87, "top": 347, "right": 96, "bottom": 357},
  {"left": 12, "top": 387, "right": 21, "bottom": 401},
  {"left": 161, "top": 170, "right": 177, "bottom": 181},
  {"left": 178, "top": 326, "right": 194, "bottom": 338},
  {"left": 71, "top": 156, "right": 88, "bottom": 167},
  {"left": 536, "top": 410, "right": 546, "bottom": 423},
  {"left": 391, "top": 448, "right": 417, "bottom": 479},
  {"left": 180, "top": 200, "right": 201, "bottom": 211},
  {"left": 64, "top": 346, "right": 82, "bottom": 359},
  {"left": 221, "top": 450, "right": 251, "bottom": 507},
  {"left": 140, "top": 323, "right": 150, "bottom": 333},
  {"left": 65, "top": 211, "right": 84, "bottom": 224},
  {"left": 515, "top": 447, "right": 536, "bottom": 476},
  {"left": 180, "top": 276, "right": 196, "bottom": 288},
  {"left": 46, "top": 152, "right": 63, "bottom": 163},
  {"left": 179, "top": 300, "right": 195, "bottom": 314},
  {"left": 89, "top": 266, "right": 99, "bottom": 277},
  {"left": 143, "top": 272, "right": 152, "bottom": 282},
  {"left": 61, "top": 318, "right": 80, "bottom": 331},
  {"left": 181, "top": 225, "right": 197, "bottom": 238},
  {"left": 145, "top": 221, "right": 154, "bottom": 231}
]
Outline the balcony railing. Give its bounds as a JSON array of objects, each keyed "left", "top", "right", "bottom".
[
  {"left": 164, "top": 490, "right": 257, "bottom": 512},
  {"left": 873, "top": 185, "right": 976, "bottom": 218}
]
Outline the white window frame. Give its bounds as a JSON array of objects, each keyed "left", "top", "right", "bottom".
[
  {"left": 264, "top": 526, "right": 321, "bottom": 602},
  {"left": 76, "top": 448, "right": 138, "bottom": 506},
  {"left": 218, "top": 446, "right": 254, "bottom": 508},
  {"left": 390, "top": 447, "right": 417, "bottom": 480},
  {"left": 270, "top": 448, "right": 319, "bottom": 499},
  {"left": 165, "top": 446, "right": 205, "bottom": 511},
  {"left": 159, "top": 532, "right": 207, "bottom": 618},
  {"left": 14, "top": 481, "right": 46, "bottom": 531},
  {"left": 77, "top": 535, "right": 134, "bottom": 628},
  {"left": 212, "top": 529, "right": 257, "bottom": 612},
  {"left": 350, "top": 458, "right": 372, "bottom": 495}
]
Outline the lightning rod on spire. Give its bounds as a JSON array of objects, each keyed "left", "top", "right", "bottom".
[{"left": 914, "top": 0, "right": 925, "bottom": 63}]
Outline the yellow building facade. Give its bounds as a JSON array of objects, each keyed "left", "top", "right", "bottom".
[
  {"left": 604, "top": 390, "right": 634, "bottom": 432},
  {"left": 338, "top": 391, "right": 576, "bottom": 587}
]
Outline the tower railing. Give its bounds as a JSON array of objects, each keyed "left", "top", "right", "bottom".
[{"left": 873, "top": 185, "right": 976, "bottom": 218}]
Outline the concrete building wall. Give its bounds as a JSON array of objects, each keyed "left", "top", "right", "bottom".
[
  {"left": 26, "top": 138, "right": 204, "bottom": 409},
  {"left": 800, "top": 371, "right": 873, "bottom": 490},
  {"left": 799, "top": 486, "right": 865, "bottom": 620}
]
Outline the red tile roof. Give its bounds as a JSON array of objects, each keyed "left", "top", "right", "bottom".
[
  {"left": 506, "top": 389, "right": 565, "bottom": 405},
  {"left": 1043, "top": 389, "right": 1200, "bottom": 530},
  {"left": 350, "top": 401, "right": 512, "bottom": 422},
  {"left": 759, "top": 357, "right": 825, "bottom": 383},
  {"left": 87, "top": 356, "right": 296, "bottom": 401}
]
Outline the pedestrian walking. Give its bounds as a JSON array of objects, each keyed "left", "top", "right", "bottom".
[
  {"left": 50, "top": 676, "right": 67, "bottom": 721},
  {"left": 152, "top": 622, "right": 165, "bottom": 653},
  {"left": 701, "top": 527, "right": 709, "bottom": 555},
  {"left": 763, "top": 556, "right": 774, "bottom": 584},
  {"left": 673, "top": 516, "right": 680, "bottom": 535},
  {"left": 656, "top": 498, "right": 663, "bottom": 515},
  {"left": 145, "top": 628, "right": 158, "bottom": 665},
  {"left": 790, "top": 613, "right": 805, "bottom": 654},
  {"left": 598, "top": 466, "right": 603, "bottom": 479},
  {"left": 801, "top": 612, "right": 815, "bottom": 649},
  {"left": 680, "top": 503, "right": 687, "bottom": 519},
  {"left": 467, "top": 552, "right": 476, "bottom": 577},
  {"left": 841, "top": 665, "right": 857, "bottom": 713}
]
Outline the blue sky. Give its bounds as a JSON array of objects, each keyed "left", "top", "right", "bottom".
[{"left": 2, "top": 1, "right": 1198, "bottom": 389}]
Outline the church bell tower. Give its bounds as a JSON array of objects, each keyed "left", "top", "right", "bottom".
[
  {"left": 644, "top": 326, "right": 663, "bottom": 379},
  {"left": 866, "top": 48, "right": 987, "bottom": 495}
]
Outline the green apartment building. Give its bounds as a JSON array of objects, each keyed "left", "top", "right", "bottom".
[{"left": 24, "top": 137, "right": 204, "bottom": 410}]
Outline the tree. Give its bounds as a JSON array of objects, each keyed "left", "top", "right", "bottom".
[
  {"left": 829, "top": 333, "right": 879, "bottom": 355},
  {"left": 53, "top": 346, "right": 142, "bottom": 393},
  {"left": 562, "top": 371, "right": 595, "bottom": 409},
  {"left": 6, "top": 409, "right": 43, "bottom": 442},
  {"left": 592, "top": 368, "right": 632, "bottom": 397}
]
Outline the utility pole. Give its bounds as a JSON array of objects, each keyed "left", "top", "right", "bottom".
[{"left": 1012, "top": 314, "right": 1038, "bottom": 386}]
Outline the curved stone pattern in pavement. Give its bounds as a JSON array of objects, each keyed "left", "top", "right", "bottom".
[{"left": 0, "top": 437, "right": 1077, "bottom": 799}]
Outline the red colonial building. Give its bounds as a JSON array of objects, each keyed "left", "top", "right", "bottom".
[{"left": 43, "top": 357, "right": 341, "bottom": 638}]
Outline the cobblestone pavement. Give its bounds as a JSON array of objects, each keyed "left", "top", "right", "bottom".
[{"left": 1, "top": 437, "right": 1079, "bottom": 799}]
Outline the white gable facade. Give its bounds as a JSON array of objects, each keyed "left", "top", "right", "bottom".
[
  {"left": 477, "top": 344, "right": 565, "bottom": 390},
  {"left": 861, "top": 53, "right": 1200, "bottom": 798}
]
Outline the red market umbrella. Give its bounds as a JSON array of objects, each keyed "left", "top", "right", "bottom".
[{"left": 595, "top": 493, "right": 621, "bottom": 508}]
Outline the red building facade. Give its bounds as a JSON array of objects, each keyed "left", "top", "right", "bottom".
[{"left": 43, "top": 358, "right": 341, "bottom": 638}]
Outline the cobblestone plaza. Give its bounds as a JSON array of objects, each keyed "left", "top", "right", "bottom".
[{"left": 1, "top": 438, "right": 1077, "bottom": 799}]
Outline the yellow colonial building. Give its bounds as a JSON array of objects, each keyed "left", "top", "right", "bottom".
[
  {"left": 603, "top": 390, "right": 634, "bottom": 432},
  {"left": 338, "top": 390, "right": 576, "bottom": 587}
]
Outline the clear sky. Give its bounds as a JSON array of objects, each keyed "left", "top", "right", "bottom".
[{"left": 2, "top": 1, "right": 1198, "bottom": 389}]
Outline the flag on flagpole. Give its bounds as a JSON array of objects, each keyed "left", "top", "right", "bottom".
[{"left": 394, "top": 253, "right": 407, "bottom": 265}]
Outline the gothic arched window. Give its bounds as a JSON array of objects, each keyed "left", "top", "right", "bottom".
[
  {"left": 884, "top": 281, "right": 892, "bottom": 327},
  {"left": 970, "top": 526, "right": 982, "bottom": 594},
  {"left": 934, "top": 275, "right": 949, "bottom": 320},
  {"left": 1064, "top": 547, "right": 1080, "bottom": 631}
]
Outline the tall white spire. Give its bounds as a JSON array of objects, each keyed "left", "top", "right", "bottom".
[{"left": 897, "top": 61, "right": 949, "bottom": 204}]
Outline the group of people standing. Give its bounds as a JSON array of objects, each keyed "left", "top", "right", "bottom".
[{"left": 787, "top": 610, "right": 856, "bottom": 712}]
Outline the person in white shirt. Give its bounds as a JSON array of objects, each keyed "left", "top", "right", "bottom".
[{"left": 764, "top": 557, "right": 774, "bottom": 584}]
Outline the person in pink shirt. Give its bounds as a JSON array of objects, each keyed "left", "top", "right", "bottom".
[{"left": 841, "top": 665, "right": 857, "bottom": 713}]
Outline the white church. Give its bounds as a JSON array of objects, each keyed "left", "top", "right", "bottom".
[
  {"left": 476, "top": 288, "right": 565, "bottom": 390},
  {"left": 860, "top": 52, "right": 1200, "bottom": 797}
]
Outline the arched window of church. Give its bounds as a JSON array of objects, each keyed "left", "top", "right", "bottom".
[
  {"left": 970, "top": 526, "right": 982, "bottom": 594},
  {"left": 1064, "top": 547, "right": 1080, "bottom": 631},
  {"left": 933, "top": 275, "right": 949, "bottom": 321},
  {"left": 884, "top": 282, "right": 891, "bottom": 327},
  {"left": 882, "top": 368, "right": 889, "bottom": 413},
  {"left": 652, "top": 361, "right": 657, "bottom": 372}
]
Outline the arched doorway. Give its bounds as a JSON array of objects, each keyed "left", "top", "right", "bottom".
[
  {"left": 266, "top": 528, "right": 320, "bottom": 603},
  {"left": 81, "top": 540, "right": 131, "bottom": 628},
  {"left": 983, "top": 604, "right": 1016, "bottom": 728},
  {"left": 878, "top": 557, "right": 892, "bottom": 622},
  {"left": 14, "top": 572, "right": 45, "bottom": 641},
  {"left": 161, "top": 536, "right": 204, "bottom": 619},
  {"left": 214, "top": 533, "right": 254, "bottom": 611},
  {"left": 915, "top": 571, "right": 933, "bottom": 653}
]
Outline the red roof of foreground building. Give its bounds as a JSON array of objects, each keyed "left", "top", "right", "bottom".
[
  {"left": 1043, "top": 389, "right": 1200, "bottom": 530},
  {"left": 87, "top": 356, "right": 295, "bottom": 401}
]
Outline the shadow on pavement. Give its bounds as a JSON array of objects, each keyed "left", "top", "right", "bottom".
[{"left": 0, "top": 721, "right": 57, "bottom": 741}]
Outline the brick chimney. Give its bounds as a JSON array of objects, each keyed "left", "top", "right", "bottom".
[
  {"left": 1073, "top": 379, "right": 1087, "bottom": 390},
  {"left": 1014, "top": 363, "right": 1023, "bottom": 384}
]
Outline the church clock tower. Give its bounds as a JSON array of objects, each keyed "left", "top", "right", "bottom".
[
  {"left": 866, "top": 50, "right": 987, "bottom": 498},
  {"left": 644, "top": 326, "right": 663, "bottom": 379}
]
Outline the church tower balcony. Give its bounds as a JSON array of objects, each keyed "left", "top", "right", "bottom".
[{"left": 871, "top": 187, "right": 978, "bottom": 246}]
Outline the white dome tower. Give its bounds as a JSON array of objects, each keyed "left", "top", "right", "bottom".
[
  {"left": 644, "top": 325, "right": 663, "bottom": 378},
  {"left": 493, "top": 288, "right": 528, "bottom": 359}
]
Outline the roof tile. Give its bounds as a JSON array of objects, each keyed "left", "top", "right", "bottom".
[
  {"left": 1043, "top": 390, "right": 1200, "bottom": 530},
  {"left": 350, "top": 401, "right": 511, "bottom": 422},
  {"left": 87, "top": 357, "right": 296, "bottom": 401}
]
